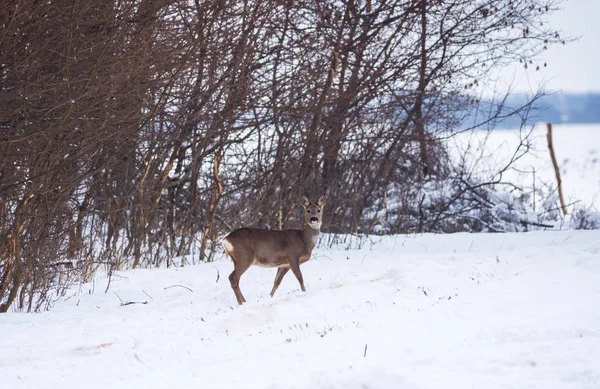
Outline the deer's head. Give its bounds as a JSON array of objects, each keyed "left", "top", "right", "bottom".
[{"left": 301, "top": 195, "right": 326, "bottom": 229}]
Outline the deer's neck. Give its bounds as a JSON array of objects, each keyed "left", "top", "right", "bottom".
[{"left": 303, "top": 223, "right": 321, "bottom": 248}]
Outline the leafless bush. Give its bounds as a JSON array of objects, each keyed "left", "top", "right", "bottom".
[
  {"left": 1, "top": 0, "right": 564, "bottom": 311},
  {"left": 570, "top": 209, "right": 600, "bottom": 230}
]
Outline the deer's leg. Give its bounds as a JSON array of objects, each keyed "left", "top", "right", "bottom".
[
  {"left": 228, "top": 256, "right": 252, "bottom": 305},
  {"left": 270, "top": 267, "right": 290, "bottom": 298},
  {"left": 289, "top": 258, "right": 306, "bottom": 292}
]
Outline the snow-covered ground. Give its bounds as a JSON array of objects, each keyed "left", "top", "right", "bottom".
[
  {"left": 2, "top": 124, "right": 599, "bottom": 388},
  {"left": 2, "top": 231, "right": 600, "bottom": 389},
  {"left": 451, "top": 123, "right": 600, "bottom": 211}
]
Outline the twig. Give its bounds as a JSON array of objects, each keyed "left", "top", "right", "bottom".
[
  {"left": 115, "top": 291, "right": 148, "bottom": 306},
  {"left": 364, "top": 343, "right": 368, "bottom": 358},
  {"left": 121, "top": 301, "right": 148, "bottom": 306},
  {"left": 519, "top": 220, "right": 554, "bottom": 229},
  {"left": 142, "top": 290, "right": 154, "bottom": 300},
  {"left": 164, "top": 284, "right": 193, "bottom": 292},
  {"left": 546, "top": 123, "right": 568, "bottom": 215},
  {"left": 538, "top": 200, "right": 581, "bottom": 216},
  {"left": 113, "top": 291, "right": 124, "bottom": 305},
  {"left": 215, "top": 269, "right": 220, "bottom": 283}
]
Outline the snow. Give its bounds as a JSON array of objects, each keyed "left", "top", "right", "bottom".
[
  {"left": 2, "top": 230, "right": 600, "bottom": 389},
  {"left": 2, "top": 124, "right": 599, "bottom": 387},
  {"left": 451, "top": 123, "right": 600, "bottom": 211}
]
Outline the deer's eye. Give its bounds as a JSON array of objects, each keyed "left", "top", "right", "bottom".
[
  {"left": 306, "top": 210, "right": 310, "bottom": 213},
  {"left": 317, "top": 209, "right": 320, "bottom": 213}
]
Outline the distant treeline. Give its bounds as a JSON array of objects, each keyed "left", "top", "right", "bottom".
[{"left": 483, "top": 93, "right": 600, "bottom": 129}]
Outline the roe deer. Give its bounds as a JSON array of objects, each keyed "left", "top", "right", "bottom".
[{"left": 222, "top": 195, "right": 326, "bottom": 305}]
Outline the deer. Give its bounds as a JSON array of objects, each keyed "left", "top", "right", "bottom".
[{"left": 222, "top": 195, "right": 326, "bottom": 305}]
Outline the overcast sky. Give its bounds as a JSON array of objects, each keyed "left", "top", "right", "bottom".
[{"left": 499, "top": 0, "right": 600, "bottom": 95}]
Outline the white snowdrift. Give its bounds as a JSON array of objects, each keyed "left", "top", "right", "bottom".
[{"left": 2, "top": 230, "right": 600, "bottom": 389}]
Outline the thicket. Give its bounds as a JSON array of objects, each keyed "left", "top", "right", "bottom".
[{"left": 1, "top": 0, "right": 564, "bottom": 311}]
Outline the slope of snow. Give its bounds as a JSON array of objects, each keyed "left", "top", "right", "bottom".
[{"left": 2, "top": 230, "right": 600, "bottom": 389}]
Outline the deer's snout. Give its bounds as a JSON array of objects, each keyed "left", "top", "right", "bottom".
[{"left": 310, "top": 216, "right": 319, "bottom": 223}]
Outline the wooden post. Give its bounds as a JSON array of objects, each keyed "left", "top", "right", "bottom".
[{"left": 546, "top": 123, "right": 568, "bottom": 215}]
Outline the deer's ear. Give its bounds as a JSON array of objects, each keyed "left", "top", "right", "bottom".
[
  {"left": 301, "top": 195, "right": 310, "bottom": 208},
  {"left": 317, "top": 195, "right": 326, "bottom": 207}
]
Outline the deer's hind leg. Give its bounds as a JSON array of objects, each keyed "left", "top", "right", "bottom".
[
  {"left": 228, "top": 253, "right": 252, "bottom": 305},
  {"left": 270, "top": 267, "right": 290, "bottom": 298}
]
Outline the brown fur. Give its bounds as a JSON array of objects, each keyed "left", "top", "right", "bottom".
[{"left": 222, "top": 195, "right": 326, "bottom": 305}]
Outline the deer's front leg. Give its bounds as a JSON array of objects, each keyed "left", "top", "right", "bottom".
[
  {"left": 270, "top": 267, "right": 290, "bottom": 297},
  {"left": 289, "top": 257, "right": 306, "bottom": 292}
]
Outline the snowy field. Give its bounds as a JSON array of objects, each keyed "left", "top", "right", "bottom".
[
  {"left": 2, "top": 124, "right": 600, "bottom": 389},
  {"left": 2, "top": 230, "right": 600, "bottom": 389},
  {"left": 451, "top": 123, "right": 600, "bottom": 211}
]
